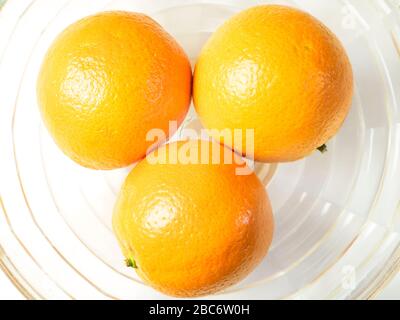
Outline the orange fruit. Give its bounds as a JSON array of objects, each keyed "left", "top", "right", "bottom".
[
  {"left": 37, "top": 11, "right": 192, "bottom": 169},
  {"left": 112, "top": 140, "right": 274, "bottom": 297},
  {"left": 193, "top": 5, "right": 353, "bottom": 163}
]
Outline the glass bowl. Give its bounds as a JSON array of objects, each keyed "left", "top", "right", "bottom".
[{"left": 0, "top": 0, "right": 399, "bottom": 300}]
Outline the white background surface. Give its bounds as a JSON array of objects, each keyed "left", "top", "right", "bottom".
[{"left": 0, "top": 270, "right": 399, "bottom": 300}]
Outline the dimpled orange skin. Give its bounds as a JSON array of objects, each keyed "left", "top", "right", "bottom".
[
  {"left": 112, "top": 140, "right": 274, "bottom": 297},
  {"left": 193, "top": 5, "right": 353, "bottom": 163},
  {"left": 37, "top": 11, "right": 192, "bottom": 169}
]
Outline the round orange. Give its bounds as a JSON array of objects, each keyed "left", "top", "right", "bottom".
[
  {"left": 112, "top": 140, "right": 274, "bottom": 297},
  {"left": 193, "top": 5, "right": 353, "bottom": 162},
  {"left": 37, "top": 11, "right": 192, "bottom": 169}
]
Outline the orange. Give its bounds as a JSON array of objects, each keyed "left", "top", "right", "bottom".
[
  {"left": 112, "top": 140, "right": 274, "bottom": 297},
  {"left": 193, "top": 5, "right": 353, "bottom": 163},
  {"left": 37, "top": 11, "right": 192, "bottom": 169}
]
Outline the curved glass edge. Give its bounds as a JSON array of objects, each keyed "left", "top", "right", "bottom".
[
  {"left": 0, "top": 252, "right": 36, "bottom": 299},
  {"left": 0, "top": 0, "right": 398, "bottom": 300},
  {"left": 364, "top": 247, "right": 400, "bottom": 300}
]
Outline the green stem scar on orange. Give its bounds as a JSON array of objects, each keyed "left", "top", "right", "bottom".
[
  {"left": 125, "top": 257, "right": 138, "bottom": 269},
  {"left": 317, "top": 144, "right": 328, "bottom": 154}
]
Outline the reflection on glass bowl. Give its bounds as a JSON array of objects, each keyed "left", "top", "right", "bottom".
[{"left": 0, "top": 0, "right": 399, "bottom": 299}]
